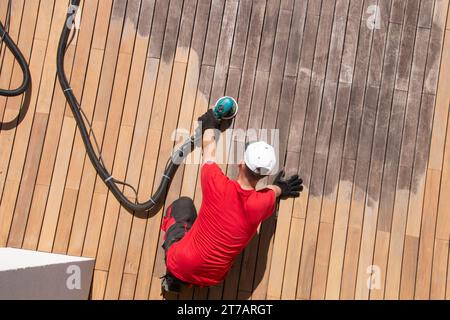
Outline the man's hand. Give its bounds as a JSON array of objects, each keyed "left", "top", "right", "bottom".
[
  {"left": 272, "top": 170, "right": 303, "bottom": 198},
  {"left": 198, "top": 109, "right": 220, "bottom": 133},
  {"left": 198, "top": 110, "right": 220, "bottom": 163}
]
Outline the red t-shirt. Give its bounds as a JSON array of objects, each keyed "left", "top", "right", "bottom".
[{"left": 166, "top": 162, "right": 276, "bottom": 287}]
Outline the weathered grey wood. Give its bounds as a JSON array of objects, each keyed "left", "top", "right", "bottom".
[
  {"left": 190, "top": 0, "right": 212, "bottom": 55},
  {"left": 394, "top": 0, "right": 420, "bottom": 91},
  {"left": 262, "top": 8, "right": 293, "bottom": 131},
  {"left": 411, "top": 94, "right": 435, "bottom": 192},
  {"left": 342, "top": 0, "right": 376, "bottom": 161},
  {"left": 423, "top": 0, "right": 448, "bottom": 94},
  {"left": 160, "top": 0, "right": 185, "bottom": 63},
  {"left": 321, "top": 82, "right": 352, "bottom": 215},
  {"left": 202, "top": 0, "right": 225, "bottom": 67},
  {"left": 137, "top": 0, "right": 155, "bottom": 38},
  {"left": 286, "top": 13, "right": 320, "bottom": 154},
  {"left": 411, "top": 94, "right": 436, "bottom": 196},
  {"left": 354, "top": 18, "right": 403, "bottom": 299},
  {"left": 367, "top": 0, "right": 391, "bottom": 87},
  {"left": 209, "top": 0, "right": 239, "bottom": 104},
  {"left": 280, "top": 0, "right": 294, "bottom": 11},
  {"left": 390, "top": 0, "right": 406, "bottom": 24},
  {"left": 237, "top": 0, "right": 284, "bottom": 297},
  {"left": 229, "top": 0, "right": 252, "bottom": 70},
  {"left": 369, "top": 22, "right": 402, "bottom": 181},
  {"left": 257, "top": 0, "right": 281, "bottom": 73},
  {"left": 418, "top": 0, "right": 435, "bottom": 28},
  {"left": 399, "top": 28, "right": 430, "bottom": 169},
  {"left": 374, "top": 24, "right": 405, "bottom": 232},
  {"left": 339, "top": 0, "right": 363, "bottom": 85},
  {"left": 176, "top": 0, "right": 198, "bottom": 54},
  {"left": 148, "top": 0, "right": 170, "bottom": 58},
  {"left": 309, "top": 0, "right": 323, "bottom": 16},
  {"left": 338, "top": 0, "right": 386, "bottom": 297},
  {"left": 232, "top": 0, "right": 266, "bottom": 133},
  {"left": 228, "top": 0, "right": 266, "bottom": 182},
  {"left": 284, "top": 0, "right": 308, "bottom": 77},
  {"left": 378, "top": 89, "right": 408, "bottom": 232},
  {"left": 315, "top": 8, "right": 348, "bottom": 156},
  {"left": 277, "top": 77, "right": 297, "bottom": 164},
  {"left": 296, "top": 0, "right": 337, "bottom": 299},
  {"left": 317, "top": 1, "right": 362, "bottom": 214}
]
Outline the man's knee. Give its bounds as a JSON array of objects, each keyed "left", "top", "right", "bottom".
[
  {"left": 171, "top": 196, "right": 197, "bottom": 222},
  {"left": 174, "top": 196, "right": 194, "bottom": 206}
]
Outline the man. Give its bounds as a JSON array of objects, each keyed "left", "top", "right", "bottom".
[{"left": 161, "top": 109, "right": 303, "bottom": 293}]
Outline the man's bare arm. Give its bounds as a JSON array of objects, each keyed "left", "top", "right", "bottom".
[
  {"left": 267, "top": 185, "right": 282, "bottom": 198},
  {"left": 202, "top": 128, "right": 217, "bottom": 163}
]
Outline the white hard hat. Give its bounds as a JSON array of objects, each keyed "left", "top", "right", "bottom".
[{"left": 244, "top": 141, "right": 277, "bottom": 176}]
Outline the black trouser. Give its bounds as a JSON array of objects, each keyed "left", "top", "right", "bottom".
[{"left": 161, "top": 197, "right": 197, "bottom": 292}]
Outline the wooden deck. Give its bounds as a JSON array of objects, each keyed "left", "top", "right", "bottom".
[{"left": 1, "top": 0, "right": 449, "bottom": 300}]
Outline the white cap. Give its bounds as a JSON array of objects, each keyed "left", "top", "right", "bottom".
[{"left": 244, "top": 141, "right": 277, "bottom": 176}]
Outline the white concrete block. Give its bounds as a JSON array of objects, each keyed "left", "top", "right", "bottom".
[{"left": 0, "top": 248, "right": 95, "bottom": 300}]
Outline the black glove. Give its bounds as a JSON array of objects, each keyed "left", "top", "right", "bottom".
[
  {"left": 273, "top": 170, "right": 303, "bottom": 198},
  {"left": 198, "top": 109, "right": 220, "bottom": 133}
]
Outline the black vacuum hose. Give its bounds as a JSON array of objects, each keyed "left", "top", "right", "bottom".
[
  {"left": 0, "top": 20, "right": 31, "bottom": 97},
  {"left": 56, "top": 0, "right": 194, "bottom": 213}
]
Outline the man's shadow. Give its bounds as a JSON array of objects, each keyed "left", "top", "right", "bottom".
[{"left": 163, "top": 210, "right": 278, "bottom": 300}]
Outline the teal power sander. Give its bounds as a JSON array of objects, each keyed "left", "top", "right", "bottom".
[
  {"left": 213, "top": 96, "right": 239, "bottom": 120},
  {"left": 171, "top": 96, "right": 239, "bottom": 165}
]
